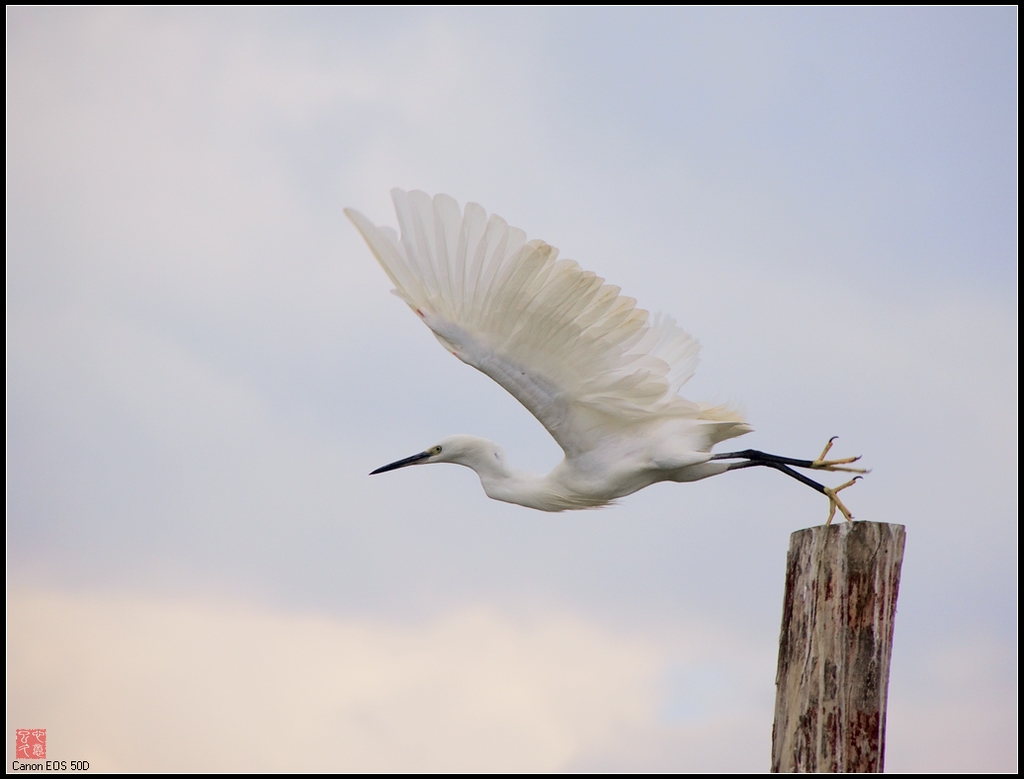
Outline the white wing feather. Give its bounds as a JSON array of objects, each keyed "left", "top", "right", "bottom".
[{"left": 346, "top": 190, "right": 734, "bottom": 457}]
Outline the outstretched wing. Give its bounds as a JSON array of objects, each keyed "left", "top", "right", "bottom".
[{"left": 346, "top": 190, "right": 725, "bottom": 457}]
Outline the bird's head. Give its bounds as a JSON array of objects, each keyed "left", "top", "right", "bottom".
[{"left": 370, "top": 435, "right": 505, "bottom": 476}]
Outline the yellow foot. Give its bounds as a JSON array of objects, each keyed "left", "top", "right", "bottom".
[
  {"left": 811, "top": 436, "right": 869, "bottom": 474},
  {"left": 824, "top": 477, "right": 862, "bottom": 524}
]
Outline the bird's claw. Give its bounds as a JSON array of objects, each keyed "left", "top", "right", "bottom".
[
  {"left": 811, "top": 436, "right": 869, "bottom": 474},
  {"left": 824, "top": 476, "right": 862, "bottom": 524},
  {"left": 813, "top": 439, "right": 867, "bottom": 523}
]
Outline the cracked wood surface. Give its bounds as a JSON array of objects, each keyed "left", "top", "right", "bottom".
[{"left": 771, "top": 522, "right": 906, "bottom": 773}]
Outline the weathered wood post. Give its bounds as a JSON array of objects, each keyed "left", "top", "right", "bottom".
[{"left": 771, "top": 521, "right": 906, "bottom": 773}]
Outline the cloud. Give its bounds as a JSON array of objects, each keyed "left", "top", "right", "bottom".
[
  {"left": 9, "top": 589, "right": 1014, "bottom": 772},
  {"left": 886, "top": 635, "right": 1017, "bottom": 772},
  {"left": 7, "top": 589, "right": 663, "bottom": 771}
]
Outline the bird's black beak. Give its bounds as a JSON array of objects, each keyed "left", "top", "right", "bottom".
[{"left": 370, "top": 451, "right": 432, "bottom": 475}]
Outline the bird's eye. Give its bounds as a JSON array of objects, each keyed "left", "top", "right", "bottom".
[{"left": 432, "top": 446, "right": 443, "bottom": 455}]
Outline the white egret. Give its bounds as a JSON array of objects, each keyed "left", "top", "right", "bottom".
[{"left": 346, "top": 190, "right": 866, "bottom": 522}]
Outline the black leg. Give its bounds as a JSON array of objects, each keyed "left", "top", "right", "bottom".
[
  {"left": 716, "top": 440, "right": 866, "bottom": 523},
  {"left": 710, "top": 438, "right": 866, "bottom": 475},
  {"left": 711, "top": 449, "right": 820, "bottom": 470},
  {"left": 724, "top": 459, "right": 828, "bottom": 494}
]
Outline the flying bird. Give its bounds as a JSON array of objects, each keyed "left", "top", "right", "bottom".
[{"left": 346, "top": 190, "right": 866, "bottom": 522}]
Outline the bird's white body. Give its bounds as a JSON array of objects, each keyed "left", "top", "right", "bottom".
[
  {"left": 346, "top": 190, "right": 753, "bottom": 512},
  {"left": 430, "top": 432, "right": 734, "bottom": 512}
]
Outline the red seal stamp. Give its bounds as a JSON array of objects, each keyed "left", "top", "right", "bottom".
[{"left": 15, "top": 729, "right": 46, "bottom": 759}]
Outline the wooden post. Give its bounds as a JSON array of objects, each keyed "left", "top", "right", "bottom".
[{"left": 771, "top": 521, "right": 906, "bottom": 773}]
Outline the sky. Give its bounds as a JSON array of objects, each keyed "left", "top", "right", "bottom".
[{"left": 7, "top": 7, "right": 1016, "bottom": 771}]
